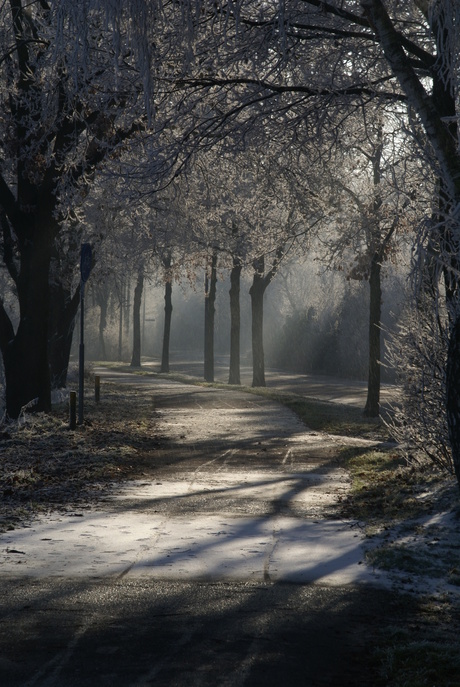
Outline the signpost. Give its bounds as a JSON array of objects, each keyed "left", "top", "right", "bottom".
[{"left": 78, "top": 243, "right": 92, "bottom": 425}]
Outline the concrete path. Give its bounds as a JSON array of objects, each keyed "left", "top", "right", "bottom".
[
  {"left": 1, "top": 372, "right": 387, "bottom": 586},
  {"left": 0, "top": 371, "right": 407, "bottom": 687}
]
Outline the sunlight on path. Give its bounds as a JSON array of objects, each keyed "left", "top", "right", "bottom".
[
  {"left": 0, "top": 374, "right": 390, "bottom": 588},
  {"left": 0, "top": 509, "right": 385, "bottom": 585}
]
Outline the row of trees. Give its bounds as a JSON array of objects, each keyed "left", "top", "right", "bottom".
[{"left": 1, "top": 2, "right": 460, "bottom": 486}]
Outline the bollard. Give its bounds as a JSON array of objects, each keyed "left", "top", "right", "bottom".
[
  {"left": 95, "top": 375, "right": 100, "bottom": 403},
  {"left": 69, "top": 391, "right": 77, "bottom": 430}
]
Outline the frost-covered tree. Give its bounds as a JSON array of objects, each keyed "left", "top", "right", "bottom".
[
  {"left": 315, "top": 110, "right": 422, "bottom": 416},
  {"left": 0, "top": 1, "right": 157, "bottom": 416},
  {"left": 294, "top": 0, "right": 460, "bottom": 484},
  {"left": 0, "top": 0, "right": 199, "bottom": 417},
  {"left": 182, "top": 0, "right": 460, "bottom": 482}
]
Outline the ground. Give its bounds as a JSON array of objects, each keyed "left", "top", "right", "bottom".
[{"left": 1, "top": 365, "right": 460, "bottom": 686}]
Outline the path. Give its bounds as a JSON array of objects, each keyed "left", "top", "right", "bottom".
[
  {"left": 142, "top": 355, "right": 399, "bottom": 409},
  {"left": 0, "top": 371, "right": 404, "bottom": 686}
]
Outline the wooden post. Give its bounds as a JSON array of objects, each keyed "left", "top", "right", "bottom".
[
  {"left": 69, "top": 391, "right": 77, "bottom": 430},
  {"left": 95, "top": 375, "right": 100, "bottom": 403}
]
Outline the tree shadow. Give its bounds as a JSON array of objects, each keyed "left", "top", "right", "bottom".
[{"left": 0, "top": 573, "right": 420, "bottom": 686}]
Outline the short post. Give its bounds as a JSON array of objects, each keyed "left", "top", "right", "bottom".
[
  {"left": 69, "top": 391, "right": 77, "bottom": 430},
  {"left": 95, "top": 375, "right": 100, "bottom": 403}
]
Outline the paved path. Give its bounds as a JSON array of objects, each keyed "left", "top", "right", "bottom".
[
  {"left": 0, "top": 371, "right": 399, "bottom": 686},
  {"left": 1, "top": 373, "right": 387, "bottom": 585}
]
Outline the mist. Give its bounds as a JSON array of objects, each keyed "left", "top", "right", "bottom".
[{"left": 79, "top": 255, "right": 407, "bottom": 385}]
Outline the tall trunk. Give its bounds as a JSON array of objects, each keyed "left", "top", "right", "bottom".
[
  {"left": 204, "top": 251, "right": 217, "bottom": 383},
  {"left": 48, "top": 283, "right": 79, "bottom": 389},
  {"left": 130, "top": 271, "right": 144, "bottom": 368},
  {"left": 250, "top": 269, "right": 266, "bottom": 388},
  {"left": 2, "top": 239, "right": 52, "bottom": 418},
  {"left": 364, "top": 254, "right": 381, "bottom": 417},
  {"left": 446, "top": 316, "right": 460, "bottom": 486},
  {"left": 228, "top": 256, "right": 241, "bottom": 385},
  {"left": 118, "top": 281, "right": 124, "bottom": 362},
  {"left": 443, "top": 213, "right": 460, "bottom": 484},
  {"left": 98, "top": 298, "right": 108, "bottom": 361},
  {"left": 249, "top": 249, "right": 284, "bottom": 388},
  {"left": 125, "top": 276, "right": 131, "bottom": 337},
  {"left": 161, "top": 278, "right": 173, "bottom": 374},
  {"left": 362, "top": 123, "right": 384, "bottom": 417}
]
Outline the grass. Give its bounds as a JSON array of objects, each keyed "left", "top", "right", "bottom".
[
  {"left": 374, "top": 600, "right": 460, "bottom": 687},
  {"left": 338, "top": 447, "right": 448, "bottom": 524},
  {"left": 377, "top": 638, "right": 460, "bottom": 686}
]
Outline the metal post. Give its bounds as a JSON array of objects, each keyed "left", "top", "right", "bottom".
[{"left": 95, "top": 375, "right": 100, "bottom": 403}]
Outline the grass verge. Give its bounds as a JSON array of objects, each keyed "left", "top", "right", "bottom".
[{"left": 331, "top": 443, "right": 460, "bottom": 687}]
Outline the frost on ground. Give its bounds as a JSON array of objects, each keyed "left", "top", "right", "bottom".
[
  {"left": 365, "top": 503, "right": 460, "bottom": 597},
  {"left": 0, "top": 386, "right": 162, "bottom": 533}
]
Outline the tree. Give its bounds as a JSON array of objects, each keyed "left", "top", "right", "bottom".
[
  {"left": 204, "top": 249, "right": 218, "bottom": 382},
  {"left": 228, "top": 226, "right": 243, "bottom": 385},
  {"left": 0, "top": 0, "right": 209, "bottom": 416},
  {"left": 0, "top": 2, "right": 153, "bottom": 417},
  {"left": 160, "top": 253, "right": 173, "bottom": 374},
  {"left": 130, "top": 269, "right": 144, "bottom": 368},
  {"left": 356, "top": 1, "right": 460, "bottom": 483},
  {"left": 250, "top": 249, "right": 284, "bottom": 386},
  {"left": 316, "top": 113, "right": 419, "bottom": 416}
]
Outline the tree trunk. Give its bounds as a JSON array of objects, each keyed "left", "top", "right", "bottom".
[
  {"left": 364, "top": 254, "right": 381, "bottom": 417},
  {"left": 130, "top": 271, "right": 144, "bottom": 368},
  {"left": 1, "top": 240, "right": 52, "bottom": 418},
  {"left": 161, "top": 277, "right": 173, "bottom": 373},
  {"left": 48, "top": 283, "right": 80, "bottom": 389},
  {"left": 98, "top": 298, "right": 108, "bottom": 361},
  {"left": 249, "top": 249, "right": 284, "bottom": 388},
  {"left": 228, "top": 256, "right": 241, "bottom": 385},
  {"left": 204, "top": 252, "right": 217, "bottom": 383},
  {"left": 125, "top": 276, "right": 131, "bottom": 337},
  {"left": 118, "top": 281, "right": 124, "bottom": 362},
  {"left": 446, "top": 316, "right": 460, "bottom": 486},
  {"left": 250, "top": 270, "right": 266, "bottom": 387}
]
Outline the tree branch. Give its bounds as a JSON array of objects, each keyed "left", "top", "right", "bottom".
[
  {"left": 361, "top": 0, "right": 460, "bottom": 198},
  {"left": 300, "top": 0, "right": 435, "bottom": 67}
]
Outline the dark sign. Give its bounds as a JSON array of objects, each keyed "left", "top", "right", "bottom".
[{"left": 80, "top": 243, "right": 92, "bottom": 283}]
